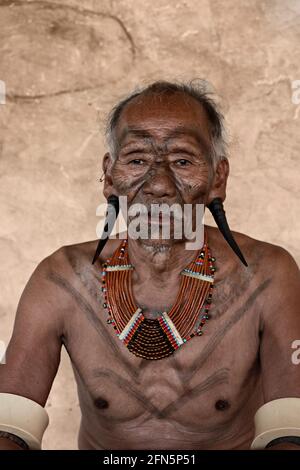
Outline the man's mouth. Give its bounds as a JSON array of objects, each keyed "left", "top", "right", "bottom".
[
  {"left": 149, "top": 212, "right": 168, "bottom": 226},
  {"left": 127, "top": 202, "right": 185, "bottom": 230}
]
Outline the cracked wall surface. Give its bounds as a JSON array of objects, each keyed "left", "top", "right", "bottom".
[{"left": 0, "top": 0, "right": 299, "bottom": 449}]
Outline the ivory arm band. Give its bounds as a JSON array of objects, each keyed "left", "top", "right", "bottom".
[
  {"left": 0, "top": 393, "right": 49, "bottom": 450},
  {"left": 251, "top": 398, "right": 300, "bottom": 449}
]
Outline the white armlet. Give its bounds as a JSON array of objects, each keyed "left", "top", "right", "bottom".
[
  {"left": 0, "top": 392, "right": 49, "bottom": 450},
  {"left": 251, "top": 398, "right": 300, "bottom": 449}
]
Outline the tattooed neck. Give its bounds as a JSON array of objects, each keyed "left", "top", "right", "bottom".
[{"left": 141, "top": 306, "right": 171, "bottom": 319}]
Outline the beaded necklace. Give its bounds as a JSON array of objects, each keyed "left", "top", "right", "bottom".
[{"left": 100, "top": 231, "right": 216, "bottom": 360}]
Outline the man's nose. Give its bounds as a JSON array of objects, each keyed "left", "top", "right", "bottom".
[{"left": 142, "top": 168, "right": 177, "bottom": 199}]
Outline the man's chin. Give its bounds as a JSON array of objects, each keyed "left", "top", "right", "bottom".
[{"left": 137, "top": 236, "right": 183, "bottom": 250}]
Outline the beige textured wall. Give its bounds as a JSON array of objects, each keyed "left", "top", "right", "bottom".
[{"left": 0, "top": 0, "right": 299, "bottom": 449}]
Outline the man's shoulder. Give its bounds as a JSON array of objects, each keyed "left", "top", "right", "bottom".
[
  {"left": 44, "top": 230, "right": 298, "bottom": 279},
  {"left": 229, "top": 228, "right": 298, "bottom": 280},
  {"left": 235, "top": 230, "right": 297, "bottom": 270},
  {"left": 207, "top": 225, "right": 298, "bottom": 274},
  {"left": 234, "top": 232, "right": 300, "bottom": 322},
  {"left": 44, "top": 235, "right": 125, "bottom": 272}
]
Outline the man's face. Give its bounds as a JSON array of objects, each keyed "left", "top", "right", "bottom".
[{"left": 109, "top": 91, "right": 216, "bottom": 246}]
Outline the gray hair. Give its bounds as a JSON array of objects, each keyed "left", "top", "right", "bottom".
[{"left": 105, "top": 79, "right": 228, "bottom": 172}]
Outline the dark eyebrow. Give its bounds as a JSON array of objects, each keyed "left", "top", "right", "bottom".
[
  {"left": 165, "top": 126, "right": 210, "bottom": 154},
  {"left": 118, "top": 125, "right": 210, "bottom": 154}
]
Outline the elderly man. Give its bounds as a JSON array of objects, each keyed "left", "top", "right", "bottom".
[{"left": 0, "top": 80, "right": 300, "bottom": 451}]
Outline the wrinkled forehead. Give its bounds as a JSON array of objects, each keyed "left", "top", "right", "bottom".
[{"left": 115, "top": 92, "right": 212, "bottom": 151}]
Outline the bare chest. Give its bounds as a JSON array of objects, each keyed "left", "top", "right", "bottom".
[{"left": 63, "top": 272, "right": 264, "bottom": 433}]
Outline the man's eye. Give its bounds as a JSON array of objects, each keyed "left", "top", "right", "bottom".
[
  {"left": 175, "top": 159, "right": 191, "bottom": 166},
  {"left": 129, "top": 159, "right": 145, "bottom": 165}
]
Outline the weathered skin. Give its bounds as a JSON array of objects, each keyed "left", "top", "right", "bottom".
[{"left": 0, "top": 91, "right": 300, "bottom": 450}]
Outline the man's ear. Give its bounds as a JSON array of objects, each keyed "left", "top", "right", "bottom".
[
  {"left": 206, "top": 158, "right": 229, "bottom": 205},
  {"left": 101, "top": 152, "right": 116, "bottom": 199}
]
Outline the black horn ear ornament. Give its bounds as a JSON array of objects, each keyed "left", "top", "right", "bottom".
[
  {"left": 92, "top": 194, "right": 120, "bottom": 264},
  {"left": 207, "top": 197, "right": 248, "bottom": 267}
]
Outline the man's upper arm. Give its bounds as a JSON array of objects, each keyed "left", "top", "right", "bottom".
[
  {"left": 260, "top": 246, "right": 300, "bottom": 402},
  {"left": 0, "top": 251, "right": 66, "bottom": 406}
]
